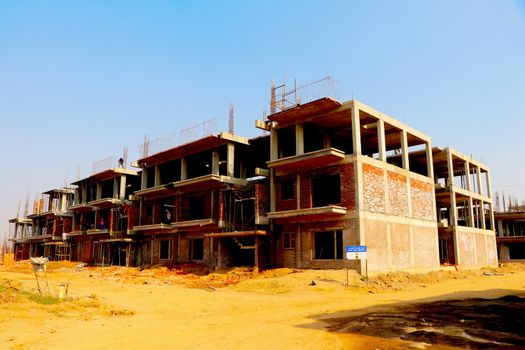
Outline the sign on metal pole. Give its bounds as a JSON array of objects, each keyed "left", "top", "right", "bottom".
[{"left": 346, "top": 245, "right": 367, "bottom": 260}]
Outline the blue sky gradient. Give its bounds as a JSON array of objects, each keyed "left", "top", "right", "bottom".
[{"left": 1, "top": 0, "right": 524, "bottom": 240}]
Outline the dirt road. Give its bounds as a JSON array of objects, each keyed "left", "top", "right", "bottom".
[{"left": 1, "top": 258, "right": 524, "bottom": 349}]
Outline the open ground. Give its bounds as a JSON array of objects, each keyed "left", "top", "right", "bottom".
[{"left": 1, "top": 255, "right": 524, "bottom": 350}]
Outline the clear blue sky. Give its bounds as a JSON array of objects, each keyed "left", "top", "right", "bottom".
[{"left": 1, "top": 0, "right": 524, "bottom": 240}]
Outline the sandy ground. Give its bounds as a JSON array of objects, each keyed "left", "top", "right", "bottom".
[{"left": 1, "top": 255, "right": 524, "bottom": 350}]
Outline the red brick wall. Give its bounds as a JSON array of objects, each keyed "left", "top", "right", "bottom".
[
  {"left": 275, "top": 176, "right": 296, "bottom": 212},
  {"left": 410, "top": 178, "right": 434, "bottom": 221},
  {"left": 273, "top": 219, "right": 359, "bottom": 269},
  {"left": 388, "top": 171, "right": 409, "bottom": 217},
  {"left": 179, "top": 191, "right": 213, "bottom": 221},
  {"left": 340, "top": 163, "right": 356, "bottom": 210},
  {"left": 255, "top": 183, "right": 269, "bottom": 216},
  {"left": 300, "top": 163, "right": 355, "bottom": 210},
  {"left": 363, "top": 164, "right": 386, "bottom": 213}
]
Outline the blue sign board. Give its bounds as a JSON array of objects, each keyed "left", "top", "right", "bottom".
[{"left": 346, "top": 246, "right": 367, "bottom": 253}]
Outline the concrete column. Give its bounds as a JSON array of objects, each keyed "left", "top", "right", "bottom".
[
  {"left": 113, "top": 178, "right": 119, "bottom": 198},
  {"left": 401, "top": 130, "right": 410, "bottom": 171},
  {"left": 485, "top": 170, "right": 492, "bottom": 199},
  {"left": 270, "top": 125, "right": 279, "bottom": 161},
  {"left": 181, "top": 157, "right": 187, "bottom": 181},
  {"left": 82, "top": 185, "right": 88, "bottom": 204},
  {"left": 323, "top": 132, "right": 331, "bottom": 148},
  {"left": 465, "top": 162, "right": 472, "bottom": 191},
  {"left": 226, "top": 143, "right": 235, "bottom": 177},
  {"left": 447, "top": 149, "right": 460, "bottom": 265},
  {"left": 296, "top": 174, "right": 301, "bottom": 210},
  {"left": 480, "top": 200, "right": 486, "bottom": 230},
  {"left": 467, "top": 197, "right": 475, "bottom": 228},
  {"left": 141, "top": 168, "right": 147, "bottom": 189},
  {"left": 377, "top": 120, "right": 386, "bottom": 162},
  {"left": 447, "top": 150, "right": 457, "bottom": 226},
  {"left": 476, "top": 166, "right": 482, "bottom": 195},
  {"left": 270, "top": 169, "right": 276, "bottom": 212},
  {"left": 497, "top": 217, "right": 504, "bottom": 236},
  {"left": 212, "top": 150, "right": 220, "bottom": 175},
  {"left": 295, "top": 124, "right": 304, "bottom": 155},
  {"left": 96, "top": 183, "right": 102, "bottom": 200},
  {"left": 426, "top": 142, "right": 434, "bottom": 179},
  {"left": 119, "top": 175, "right": 127, "bottom": 200},
  {"left": 154, "top": 165, "right": 161, "bottom": 186},
  {"left": 489, "top": 203, "right": 495, "bottom": 231},
  {"left": 351, "top": 106, "right": 361, "bottom": 155}
]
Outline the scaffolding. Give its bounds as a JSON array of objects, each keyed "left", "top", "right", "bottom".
[{"left": 270, "top": 76, "right": 340, "bottom": 112}]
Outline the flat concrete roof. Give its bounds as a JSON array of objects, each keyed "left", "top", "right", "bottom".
[{"left": 137, "top": 132, "right": 249, "bottom": 167}]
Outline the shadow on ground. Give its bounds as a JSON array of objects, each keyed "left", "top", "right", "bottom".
[{"left": 305, "top": 289, "right": 525, "bottom": 349}]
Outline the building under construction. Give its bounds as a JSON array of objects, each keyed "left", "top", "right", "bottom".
[{"left": 7, "top": 77, "right": 499, "bottom": 273}]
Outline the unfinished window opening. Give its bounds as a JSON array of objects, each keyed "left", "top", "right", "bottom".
[
  {"left": 146, "top": 167, "right": 155, "bottom": 188},
  {"left": 313, "top": 230, "right": 343, "bottom": 260},
  {"left": 360, "top": 119, "right": 380, "bottom": 159},
  {"left": 384, "top": 125, "right": 403, "bottom": 168},
  {"left": 88, "top": 183, "right": 97, "bottom": 202},
  {"left": 159, "top": 239, "right": 172, "bottom": 260},
  {"left": 437, "top": 206, "right": 450, "bottom": 227},
  {"left": 160, "top": 198, "right": 175, "bottom": 224},
  {"left": 186, "top": 150, "right": 212, "bottom": 179},
  {"left": 277, "top": 127, "right": 296, "bottom": 158},
  {"left": 483, "top": 203, "right": 492, "bottom": 230},
  {"left": 142, "top": 202, "right": 154, "bottom": 225},
  {"left": 280, "top": 178, "right": 295, "bottom": 200},
  {"left": 330, "top": 129, "right": 353, "bottom": 154},
  {"left": 480, "top": 170, "right": 489, "bottom": 197},
  {"left": 190, "top": 238, "right": 204, "bottom": 260},
  {"left": 304, "top": 125, "right": 325, "bottom": 153},
  {"left": 453, "top": 163, "right": 468, "bottom": 190},
  {"left": 438, "top": 237, "right": 449, "bottom": 263},
  {"left": 407, "top": 143, "right": 429, "bottom": 177},
  {"left": 435, "top": 176, "right": 447, "bottom": 189},
  {"left": 188, "top": 196, "right": 206, "bottom": 220},
  {"left": 509, "top": 243, "right": 525, "bottom": 259},
  {"left": 234, "top": 145, "right": 243, "bottom": 178},
  {"left": 98, "top": 209, "right": 110, "bottom": 230},
  {"left": 159, "top": 158, "right": 181, "bottom": 184},
  {"left": 242, "top": 136, "right": 270, "bottom": 178},
  {"left": 455, "top": 196, "right": 470, "bottom": 227},
  {"left": 76, "top": 188, "right": 83, "bottom": 205},
  {"left": 218, "top": 145, "right": 228, "bottom": 175},
  {"left": 100, "top": 179, "right": 113, "bottom": 198},
  {"left": 283, "top": 232, "right": 296, "bottom": 249},
  {"left": 125, "top": 175, "right": 141, "bottom": 199},
  {"left": 312, "top": 174, "right": 341, "bottom": 207}
]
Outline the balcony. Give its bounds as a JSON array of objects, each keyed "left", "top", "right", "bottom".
[
  {"left": 88, "top": 197, "right": 122, "bottom": 209},
  {"left": 267, "top": 205, "right": 347, "bottom": 222},
  {"left": 267, "top": 148, "right": 345, "bottom": 173}
]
